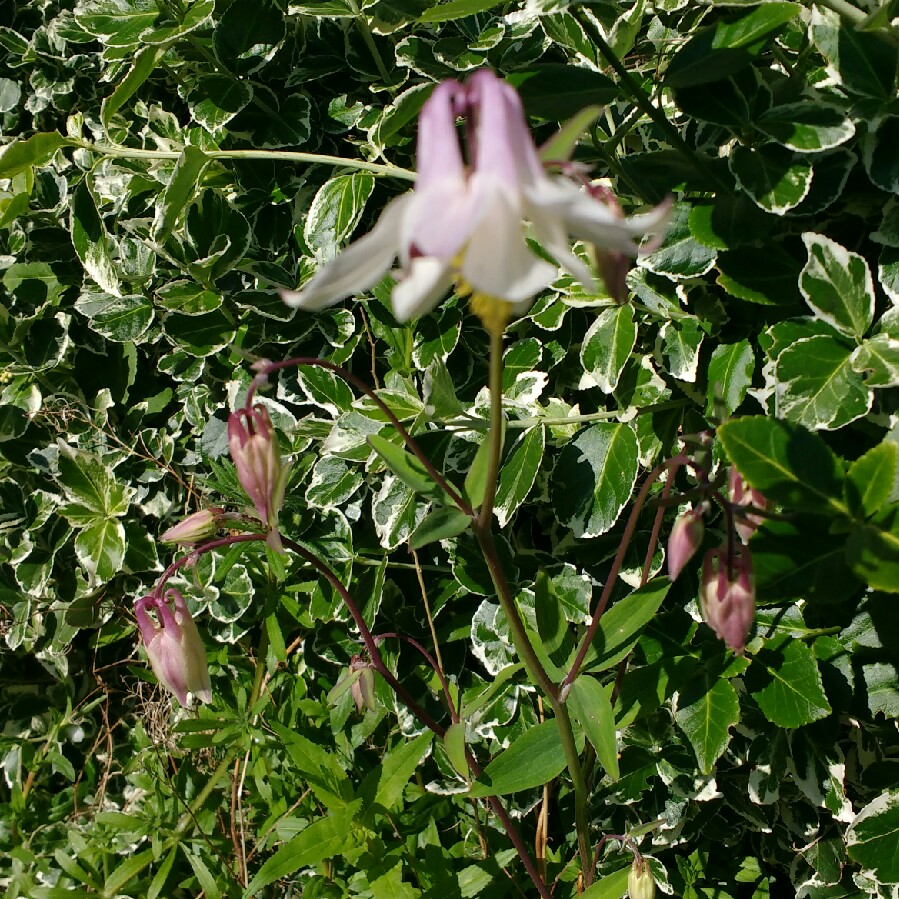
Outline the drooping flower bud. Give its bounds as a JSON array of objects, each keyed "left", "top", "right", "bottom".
[
  {"left": 728, "top": 466, "right": 768, "bottom": 543},
  {"left": 134, "top": 590, "right": 212, "bottom": 706},
  {"left": 160, "top": 508, "right": 224, "bottom": 545},
  {"left": 228, "top": 404, "right": 289, "bottom": 552},
  {"left": 628, "top": 856, "right": 656, "bottom": 899},
  {"left": 700, "top": 546, "right": 755, "bottom": 654},
  {"left": 350, "top": 656, "right": 376, "bottom": 714},
  {"left": 667, "top": 505, "right": 705, "bottom": 581},
  {"left": 587, "top": 184, "right": 630, "bottom": 304}
]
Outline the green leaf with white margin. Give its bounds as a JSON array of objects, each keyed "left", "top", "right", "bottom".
[
  {"left": 580, "top": 305, "right": 637, "bottom": 393},
  {"left": 800, "top": 232, "right": 874, "bottom": 338},
  {"left": 568, "top": 675, "right": 619, "bottom": 780},
  {"left": 368, "top": 434, "right": 439, "bottom": 497},
  {"left": 372, "top": 474, "right": 428, "bottom": 551},
  {"left": 846, "top": 442, "right": 898, "bottom": 519},
  {"left": 675, "top": 673, "right": 740, "bottom": 774},
  {"left": 729, "top": 144, "right": 813, "bottom": 214},
  {"left": 789, "top": 729, "right": 854, "bottom": 823},
  {"left": 0, "top": 132, "right": 79, "bottom": 179},
  {"left": 717, "top": 416, "right": 846, "bottom": 514},
  {"left": 100, "top": 44, "right": 164, "bottom": 132},
  {"left": 879, "top": 245, "right": 899, "bottom": 304},
  {"left": 774, "top": 334, "right": 872, "bottom": 430},
  {"left": 74, "top": 517, "right": 126, "bottom": 585},
  {"left": 851, "top": 334, "right": 899, "bottom": 387},
  {"left": 74, "top": 291, "right": 154, "bottom": 342},
  {"left": 187, "top": 75, "right": 253, "bottom": 133},
  {"left": 408, "top": 504, "right": 470, "bottom": 549},
  {"left": 552, "top": 422, "right": 639, "bottom": 538},
  {"left": 71, "top": 178, "right": 120, "bottom": 296},
  {"left": 469, "top": 720, "right": 583, "bottom": 797},
  {"left": 243, "top": 806, "right": 355, "bottom": 897},
  {"left": 748, "top": 638, "right": 831, "bottom": 728},
  {"left": 639, "top": 202, "right": 717, "bottom": 279},
  {"left": 657, "top": 318, "right": 704, "bottom": 383},
  {"left": 495, "top": 425, "right": 544, "bottom": 527},
  {"left": 847, "top": 790, "right": 899, "bottom": 884},
  {"left": 153, "top": 146, "right": 210, "bottom": 243},
  {"left": 304, "top": 173, "right": 376, "bottom": 262},
  {"left": 306, "top": 456, "right": 365, "bottom": 511},
  {"left": 757, "top": 101, "right": 855, "bottom": 153},
  {"left": 55, "top": 442, "right": 131, "bottom": 517},
  {"left": 706, "top": 339, "right": 754, "bottom": 417},
  {"left": 865, "top": 116, "right": 899, "bottom": 195},
  {"left": 74, "top": 0, "right": 158, "bottom": 47}
]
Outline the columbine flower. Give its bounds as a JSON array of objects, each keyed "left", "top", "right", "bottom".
[
  {"left": 160, "top": 508, "right": 224, "bottom": 545},
  {"left": 228, "top": 405, "right": 289, "bottom": 552},
  {"left": 281, "top": 69, "right": 669, "bottom": 326},
  {"left": 668, "top": 504, "right": 705, "bottom": 581},
  {"left": 135, "top": 590, "right": 212, "bottom": 706},
  {"left": 728, "top": 466, "right": 768, "bottom": 543},
  {"left": 628, "top": 857, "right": 656, "bottom": 899},
  {"left": 700, "top": 546, "right": 755, "bottom": 654}
]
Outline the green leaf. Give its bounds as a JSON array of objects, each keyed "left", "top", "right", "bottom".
[
  {"left": 847, "top": 790, "right": 899, "bottom": 883},
  {"left": 864, "top": 115, "right": 899, "bottom": 194},
  {"left": 243, "top": 807, "right": 354, "bottom": 897},
  {"left": 774, "top": 334, "right": 872, "bottom": 430},
  {"left": 587, "top": 578, "right": 671, "bottom": 672},
  {"left": 494, "top": 425, "right": 544, "bottom": 527},
  {"left": 716, "top": 245, "right": 803, "bottom": 306},
  {"left": 568, "top": 675, "right": 619, "bottom": 781},
  {"left": 469, "top": 720, "right": 582, "bottom": 797},
  {"left": 757, "top": 102, "right": 855, "bottom": 153},
  {"left": 375, "top": 731, "right": 433, "bottom": 809},
  {"left": 154, "top": 146, "right": 210, "bottom": 243},
  {"left": 706, "top": 340, "right": 754, "bottom": 418},
  {"left": 659, "top": 318, "right": 704, "bottom": 382},
  {"left": 535, "top": 570, "right": 567, "bottom": 655},
  {"left": 539, "top": 105, "right": 603, "bottom": 162},
  {"left": 71, "top": 179, "right": 120, "bottom": 296},
  {"left": 851, "top": 334, "right": 899, "bottom": 387},
  {"left": 800, "top": 232, "right": 875, "bottom": 338},
  {"left": 581, "top": 305, "right": 637, "bottom": 394},
  {"left": 847, "top": 442, "right": 899, "bottom": 518},
  {"left": 675, "top": 673, "right": 740, "bottom": 773},
  {"left": 507, "top": 65, "right": 619, "bottom": 120},
  {"left": 304, "top": 173, "right": 376, "bottom": 261},
  {"left": 213, "top": 0, "right": 285, "bottom": 76},
  {"left": 717, "top": 416, "right": 846, "bottom": 513},
  {"left": 580, "top": 867, "right": 631, "bottom": 899},
  {"left": 464, "top": 437, "right": 491, "bottom": 509},
  {"left": 640, "top": 203, "right": 717, "bottom": 279},
  {"left": 368, "top": 434, "right": 440, "bottom": 498},
  {"left": 187, "top": 75, "right": 253, "bottom": 133},
  {"left": 748, "top": 639, "right": 832, "bottom": 728},
  {"left": 408, "top": 504, "right": 470, "bottom": 549},
  {"left": 552, "top": 422, "right": 639, "bottom": 538},
  {"left": 100, "top": 44, "right": 164, "bottom": 133},
  {"left": 102, "top": 848, "right": 155, "bottom": 896},
  {"left": 846, "top": 505, "right": 899, "bottom": 593},
  {"left": 75, "top": 517, "right": 126, "bottom": 585},
  {"left": 665, "top": 3, "right": 799, "bottom": 87},
  {"left": 418, "top": 0, "right": 501, "bottom": 22},
  {"left": 730, "top": 144, "right": 813, "bottom": 214},
  {"left": 56, "top": 444, "right": 130, "bottom": 516},
  {"left": 74, "top": 0, "right": 159, "bottom": 46},
  {"left": 443, "top": 722, "right": 469, "bottom": 779}
]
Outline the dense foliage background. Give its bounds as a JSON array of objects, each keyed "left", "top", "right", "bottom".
[{"left": 4, "top": 0, "right": 899, "bottom": 896}]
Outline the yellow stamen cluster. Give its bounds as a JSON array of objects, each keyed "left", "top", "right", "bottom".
[{"left": 468, "top": 291, "right": 511, "bottom": 336}]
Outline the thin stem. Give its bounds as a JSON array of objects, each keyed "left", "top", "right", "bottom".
[
  {"left": 249, "top": 357, "right": 474, "bottom": 516},
  {"left": 562, "top": 455, "right": 688, "bottom": 694},
  {"left": 75, "top": 140, "right": 416, "bottom": 180},
  {"left": 478, "top": 327, "right": 505, "bottom": 530},
  {"left": 155, "top": 533, "right": 267, "bottom": 595},
  {"left": 345, "top": 0, "right": 391, "bottom": 82}
]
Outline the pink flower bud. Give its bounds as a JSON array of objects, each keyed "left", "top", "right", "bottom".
[
  {"left": 134, "top": 589, "right": 212, "bottom": 706},
  {"left": 160, "top": 508, "right": 224, "bottom": 545},
  {"left": 728, "top": 466, "right": 768, "bottom": 543},
  {"left": 628, "top": 857, "right": 656, "bottom": 899},
  {"left": 228, "top": 405, "right": 289, "bottom": 551},
  {"left": 350, "top": 657, "right": 376, "bottom": 713},
  {"left": 667, "top": 505, "right": 705, "bottom": 581},
  {"left": 700, "top": 546, "right": 755, "bottom": 654}
]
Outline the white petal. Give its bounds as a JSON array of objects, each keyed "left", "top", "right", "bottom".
[
  {"left": 281, "top": 194, "right": 410, "bottom": 311},
  {"left": 461, "top": 179, "right": 556, "bottom": 303},
  {"left": 391, "top": 256, "right": 454, "bottom": 322},
  {"left": 528, "top": 203, "right": 598, "bottom": 293},
  {"left": 402, "top": 179, "right": 482, "bottom": 261}
]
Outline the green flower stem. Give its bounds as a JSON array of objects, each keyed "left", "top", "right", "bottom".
[
  {"left": 75, "top": 140, "right": 416, "bottom": 180},
  {"left": 477, "top": 326, "right": 506, "bottom": 531},
  {"left": 345, "top": 0, "right": 392, "bottom": 83}
]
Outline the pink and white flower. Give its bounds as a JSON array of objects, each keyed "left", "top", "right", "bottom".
[{"left": 282, "top": 69, "right": 669, "bottom": 321}]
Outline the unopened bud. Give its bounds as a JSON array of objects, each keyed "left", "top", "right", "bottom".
[
  {"left": 628, "top": 857, "right": 656, "bottom": 899},
  {"left": 667, "top": 505, "right": 705, "bottom": 581},
  {"left": 728, "top": 466, "right": 768, "bottom": 543},
  {"left": 587, "top": 184, "right": 629, "bottom": 303},
  {"left": 160, "top": 508, "right": 224, "bottom": 545},
  {"left": 700, "top": 546, "right": 755, "bottom": 654},
  {"left": 135, "top": 589, "right": 212, "bottom": 706},
  {"left": 351, "top": 664, "right": 376, "bottom": 714},
  {"left": 228, "top": 404, "right": 290, "bottom": 552}
]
